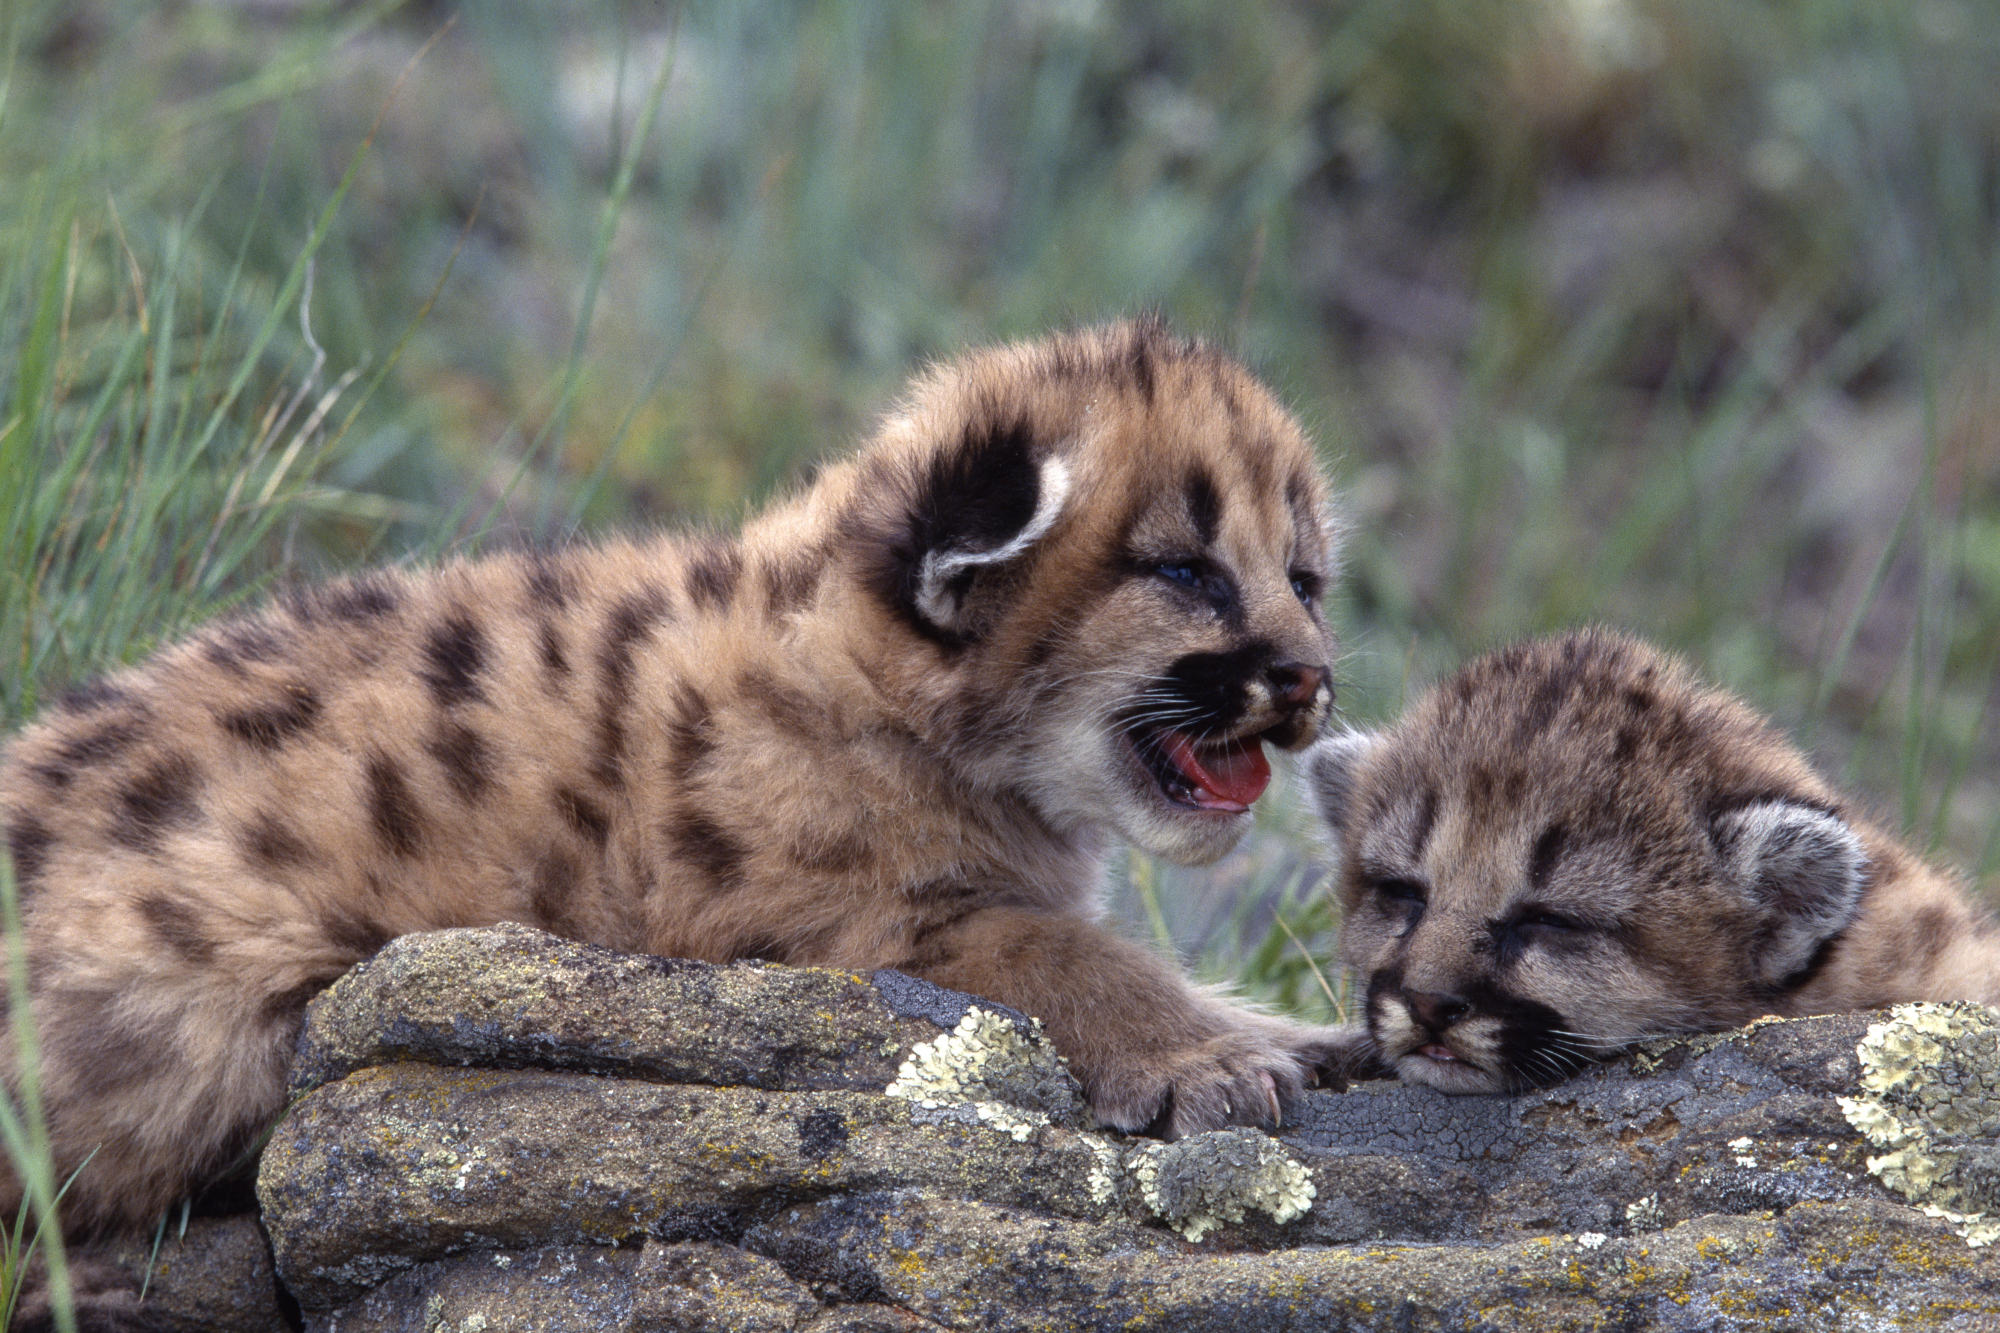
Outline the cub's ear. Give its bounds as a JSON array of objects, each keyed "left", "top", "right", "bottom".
[
  {"left": 1710, "top": 799, "right": 1868, "bottom": 987},
  {"left": 1302, "top": 727, "right": 1380, "bottom": 864},
  {"left": 884, "top": 419, "right": 1073, "bottom": 643}
]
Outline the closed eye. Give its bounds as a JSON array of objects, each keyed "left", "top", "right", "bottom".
[
  {"left": 1510, "top": 907, "right": 1587, "bottom": 935},
  {"left": 1368, "top": 875, "right": 1427, "bottom": 906}
]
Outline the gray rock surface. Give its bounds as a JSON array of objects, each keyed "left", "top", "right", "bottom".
[{"left": 85, "top": 924, "right": 2000, "bottom": 1329}]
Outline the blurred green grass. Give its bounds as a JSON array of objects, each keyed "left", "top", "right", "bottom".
[{"left": 5, "top": 0, "right": 1999, "bottom": 1014}]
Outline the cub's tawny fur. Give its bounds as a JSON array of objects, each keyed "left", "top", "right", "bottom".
[
  {"left": 0, "top": 319, "right": 1351, "bottom": 1233},
  {"left": 1307, "top": 628, "right": 2000, "bottom": 1094}
]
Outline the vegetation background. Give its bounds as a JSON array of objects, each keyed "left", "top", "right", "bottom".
[{"left": 5, "top": 0, "right": 1998, "bottom": 1026}]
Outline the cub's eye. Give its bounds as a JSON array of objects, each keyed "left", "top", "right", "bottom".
[
  {"left": 1369, "top": 876, "right": 1427, "bottom": 906},
  {"left": 1289, "top": 571, "right": 1321, "bottom": 604},
  {"left": 1513, "top": 907, "right": 1585, "bottom": 935},
  {"left": 1155, "top": 560, "right": 1202, "bottom": 589}
]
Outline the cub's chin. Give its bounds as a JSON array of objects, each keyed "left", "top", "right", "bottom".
[
  {"left": 1108, "top": 724, "right": 1275, "bottom": 866},
  {"left": 1390, "top": 1047, "right": 1512, "bottom": 1095}
]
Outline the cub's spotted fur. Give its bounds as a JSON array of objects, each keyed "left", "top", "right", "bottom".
[
  {"left": 1, "top": 319, "right": 1350, "bottom": 1232},
  {"left": 1308, "top": 628, "right": 2000, "bottom": 1094}
]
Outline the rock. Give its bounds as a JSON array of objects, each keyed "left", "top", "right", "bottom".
[{"left": 148, "top": 924, "right": 2000, "bottom": 1328}]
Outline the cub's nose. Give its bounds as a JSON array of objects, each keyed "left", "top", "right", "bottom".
[
  {"left": 1266, "top": 661, "right": 1327, "bottom": 710},
  {"left": 1403, "top": 989, "right": 1470, "bottom": 1033}
]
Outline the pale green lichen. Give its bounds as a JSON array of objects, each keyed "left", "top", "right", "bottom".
[
  {"left": 1125, "top": 1128, "right": 1316, "bottom": 1242},
  {"left": 884, "top": 1006, "right": 1077, "bottom": 1140},
  {"left": 1625, "top": 1194, "right": 1664, "bottom": 1231},
  {"left": 1836, "top": 1001, "right": 2000, "bottom": 1247}
]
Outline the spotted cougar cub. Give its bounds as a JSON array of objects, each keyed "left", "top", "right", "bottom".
[
  {"left": 1, "top": 318, "right": 1349, "bottom": 1233},
  {"left": 1306, "top": 628, "right": 2000, "bottom": 1094}
]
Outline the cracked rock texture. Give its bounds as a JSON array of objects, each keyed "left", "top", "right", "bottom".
[{"left": 84, "top": 924, "right": 2000, "bottom": 1330}]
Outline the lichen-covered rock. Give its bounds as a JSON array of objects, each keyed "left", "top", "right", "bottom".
[
  {"left": 219, "top": 928, "right": 2000, "bottom": 1330},
  {"left": 1837, "top": 1001, "right": 2000, "bottom": 1246},
  {"left": 289, "top": 921, "right": 1018, "bottom": 1099}
]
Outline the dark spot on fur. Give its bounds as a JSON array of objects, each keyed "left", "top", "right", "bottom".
[
  {"left": 325, "top": 577, "right": 399, "bottom": 621},
  {"left": 665, "top": 685, "right": 715, "bottom": 770},
  {"left": 1907, "top": 904, "right": 1958, "bottom": 955},
  {"left": 592, "top": 587, "right": 673, "bottom": 788},
  {"left": 1611, "top": 726, "right": 1638, "bottom": 764},
  {"left": 240, "top": 812, "right": 313, "bottom": 870},
  {"left": 261, "top": 976, "right": 339, "bottom": 1022},
  {"left": 365, "top": 754, "right": 424, "bottom": 858},
  {"left": 530, "top": 847, "right": 581, "bottom": 936},
  {"left": 1624, "top": 685, "right": 1655, "bottom": 714},
  {"left": 797, "top": 1109, "right": 849, "bottom": 1162},
  {"left": 738, "top": 936, "right": 792, "bottom": 963},
  {"left": 524, "top": 552, "right": 575, "bottom": 609},
  {"left": 686, "top": 539, "right": 743, "bottom": 613},
  {"left": 112, "top": 753, "right": 202, "bottom": 854},
  {"left": 760, "top": 550, "right": 826, "bottom": 615},
  {"left": 1408, "top": 787, "right": 1439, "bottom": 863},
  {"left": 1127, "top": 327, "right": 1157, "bottom": 405},
  {"left": 137, "top": 893, "right": 216, "bottom": 964},
  {"left": 1184, "top": 466, "right": 1221, "bottom": 548},
  {"left": 537, "top": 622, "right": 571, "bottom": 685},
  {"left": 667, "top": 808, "right": 747, "bottom": 893},
  {"left": 54, "top": 680, "right": 134, "bottom": 715},
  {"left": 420, "top": 614, "right": 489, "bottom": 707},
  {"left": 736, "top": 669, "right": 819, "bottom": 738},
  {"left": 33, "top": 717, "right": 146, "bottom": 787},
  {"left": 554, "top": 786, "right": 610, "bottom": 848},
  {"left": 322, "top": 904, "right": 392, "bottom": 960},
  {"left": 4, "top": 814, "right": 52, "bottom": 891},
  {"left": 221, "top": 684, "right": 322, "bottom": 750},
  {"left": 425, "top": 721, "right": 494, "bottom": 802},
  {"left": 1527, "top": 824, "right": 1568, "bottom": 893},
  {"left": 202, "top": 621, "right": 288, "bottom": 674},
  {"left": 45, "top": 987, "right": 175, "bottom": 1102},
  {"left": 786, "top": 831, "right": 871, "bottom": 876}
]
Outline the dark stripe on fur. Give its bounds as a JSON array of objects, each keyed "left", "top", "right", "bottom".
[
  {"left": 240, "top": 812, "right": 314, "bottom": 870},
  {"left": 554, "top": 786, "right": 611, "bottom": 848},
  {"left": 420, "top": 614, "right": 489, "bottom": 707},
  {"left": 1184, "top": 465, "right": 1221, "bottom": 547},
  {"left": 425, "top": 721, "right": 494, "bottom": 802},
  {"left": 667, "top": 808, "right": 747, "bottom": 893},
  {"left": 221, "top": 684, "right": 322, "bottom": 751},
  {"left": 686, "top": 539, "right": 743, "bottom": 613},
  {"left": 137, "top": 893, "right": 216, "bottom": 964},
  {"left": 5, "top": 814, "right": 52, "bottom": 890},
  {"left": 365, "top": 754, "right": 424, "bottom": 858},
  {"left": 111, "top": 753, "right": 201, "bottom": 854}
]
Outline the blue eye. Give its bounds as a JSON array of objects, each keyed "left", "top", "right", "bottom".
[
  {"left": 1290, "top": 572, "right": 1320, "bottom": 604},
  {"left": 1157, "top": 561, "right": 1201, "bottom": 588}
]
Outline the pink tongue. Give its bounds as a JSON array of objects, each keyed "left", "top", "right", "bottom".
[{"left": 1159, "top": 732, "right": 1271, "bottom": 810}]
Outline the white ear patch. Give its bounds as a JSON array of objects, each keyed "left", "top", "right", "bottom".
[
  {"left": 1712, "top": 799, "right": 1868, "bottom": 986},
  {"left": 913, "top": 456, "right": 1072, "bottom": 630},
  {"left": 1302, "top": 727, "right": 1380, "bottom": 864}
]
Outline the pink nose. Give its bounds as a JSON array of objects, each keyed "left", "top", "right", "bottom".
[{"left": 1268, "top": 662, "right": 1325, "bottom": 709}]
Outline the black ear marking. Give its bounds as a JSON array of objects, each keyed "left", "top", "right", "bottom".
[{"left": 871, "top": 415, "right": 1072, "bottom": 646}]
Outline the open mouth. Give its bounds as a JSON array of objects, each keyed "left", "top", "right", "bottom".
[{"left": 1127, "top": 724, "right": 1272, "bottom": 814}]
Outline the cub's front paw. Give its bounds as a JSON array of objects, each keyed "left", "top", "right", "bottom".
[
  {"left": 1084, "top": 1019, "right": 1338, "bottom": 1139},
  {"left": 1299, "top": 1021, "right": 1393, "bottom": 1090}
]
